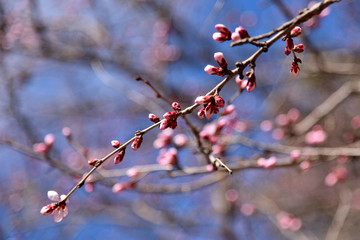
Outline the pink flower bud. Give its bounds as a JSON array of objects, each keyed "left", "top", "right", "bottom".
[
  {"left": 33, "top": 142, "right": 49, "bottom": 154},
  {"left": 112, "top": 182, "right": 127, "bottom": 194},
  {"left": 148, "top": 113, "right": 160, "bottom": 123},
  {"left": 40, "top": 203, "right": 56, "bottom": 215},
  {"left": 194, "top": 95, "right": 213, "bottom": 105},
  {"left": 290, "top": 26, "right": 302, "bottom": 38},
  {"left": 163, "top": 111, "right": 177, "bottom": 120},
  {"left": 223, "top": 105, "right": 235, "bottom": 115},
  {"left": 88, "top": 158, "right": 99, "bottom": 166},
  {"left": 231, "top": 32, "right": 241, "bottom": 41},
  {"left": 131, "top": 135, "right": 143, "bottom": 151},
  {"left": 157, "top": 148, "right": 176, "bottom": 166},
  {"left": 214, "top": 95, "right": 225, "bottom": 108},
  {"left": 214, "top": 52, "right": 227, "bottom": 69},
  {"left": 232, "top": 26, "right": 250, "bottom": 41},
  {"left": 260, "top": 120, "right": 273, "bottom": 132},
  {"left": 293, "top": 44, "right": 305, "bottom": 53},
  {"left": 215, "top": 24, "right": 231, "bottom": 37},
  {"left": 114, "top": 150, "right": 125, "bottom": 164},
  {"left": 160, "top": 119, "right": 169, "bottom": 130},
  {"left": 246, "top": 80, "right": 256, "bottom": 92},
  {"left": 62, "top": 127, "right": 71, "bottom": 138},
  {"left": 197, "top": 108, "right": 205, "bottom": 119},
  {"left": 44, "top": 134, "right": 55, "bottom": 148},
  {"left": 235, "top": 76, "right": 248, "bottom": 91},
  {"left": 168, "top": 119, "right": 178, "bottom": 129},
  {"left": 204, "top": 65, "right": 220, "bottom": 75},
  {"left": 172, "top": 102, "right": 181, "bottom": 111},
  {"left": 173, "top": 134, "right": 188, "bottom": 147},
  {"left": 290, "top": 61, "right": 300, "bottom": 78},
  {"left": 212, "top": 32, "right": 228, "bottom": 43},
  {"left": 111, "top": 140, "right": 121, "bottom": 148},
  {"left": 285, "top": 38, "right": 294, "bottom": 56},
  {"left": 205, "top": 103, "right": 219, "bottom": 120}
]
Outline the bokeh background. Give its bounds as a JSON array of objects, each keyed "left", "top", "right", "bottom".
[{"left": 1, "top": 0, "right": 360, "bottom": 239}]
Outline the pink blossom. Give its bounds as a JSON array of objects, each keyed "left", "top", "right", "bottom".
[
  {"left": 204, "top": 65, "right": 220, "bottom": 75},
  {"left": 171, "top": 102, "right": 181, "bottom": 111},
  {"left": 153, "top": 129, "right": 173, "bottom": 149},
  {"left": 163, "top": 111, "right": 177, "bottom": 120},
  {"left": 206, "top": 164, "right": 215, "bottom": 172},
  {"left": 290, "top": 26, "right": 302, "bottom": 38},
  {"left": 231, "top": 26, "right": 250, "bottom": 41},
  {"left": 290, "top": 149, "right": 301, "bottom": 162},
  {"left": 212, "top": 24, "right": 231, "bottom": 42},
  {"left": 235, "top": 75, "right": 248, "bottom": 91},
  {"left": 285, "top": 38, "right": 294, "bottom": 56},
  {"left": 214, "top": 95, "right": 225, "bottom": 108},
  {"left": 293, "top": 44, "right": 305, "bottom": 53},
  {"left": 305, "top": 125, "right": 327, "bottom": 145},
  {"left": 225, "top": 189, "right": 238, "bottom": 202},
  {"left": 149, "top": 113, "right": 160, "bottom": 123},
  {"left": 257, "top": 157, "right": 277, "bottom": 169},
  {"left": 62, "top": 127, "right": 72, "bottom": 138},
  {"left": 157, "top": 148, "right": 178, "bottom": 166},
  {"left": 33, "top": 142, "right": 49, "bottom": 154},
  {"left": 111, "top": 140, "right": 121, "bottom": 148},
  {"left": 260, "top": 120, "right": 273, "bottom": 132},
  {"left": 173, "top": 134, "right": 188, "bottom": 147},
  {"left": 212, "top": 32, "right": 228, "bottom": 43},
  {"left": 287, "top": 108, "right": 300, "bottom": 123},
  {"left": 290, "top": 61, "right": 300, "bottom": 78},
  {"left": 88, "top": 158, "right": 100, "bottom": 166},
  {"left": 195, "top": 95, "right": 213, "bottom": 105},
  {"left": 241, "top": 203, "right": 255, "bottom": 216},
  {"left": 277, "top": 211, "right": 302, "bottom": 231},
  {"left": 214, "top": 52, "right": 227, "bottom": 69},
  {"left": 112, "top": 182, "right": 127, "bottom": 194},
  {"left": 272, "top": 128, "right": 286, "bottom": 140},
  {"left": 246, "top": 80, "right": 256, "bottom": 92},
  {"left": 276, "top": 114, "right": 289, "bottom": 127},
  {"left": 197, "top": 108, "right": 206, "bottom": 119},
  {"left": 215, "top": 24, "right": 232, "bottom": 37},
  {"left": 44, "top": 134, "right": 55, "bottom": 147},
  {"left": 40, "top": 190, "right": 68, "bottom": 222},
  {"left": 205, "top": 103, "right": 219, "bottom": 120},
  {"left": 131, "top": 135, "right": 143, "bottom": 150},
  {"left": 114, "top": 150, "right": 125, "bottom": 164},
  {"left": 223, "top": 105, "right": 236, "bottom": 116}
]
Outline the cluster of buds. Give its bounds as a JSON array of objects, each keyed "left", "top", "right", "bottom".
[
  {"left": 204, "top": 52, "right": 228, "bottom": 77},
  {"left": 33, "top": 133, "right": 55, "bottom": 154},
  {"left": 235, "top": 67, "right": 256, "bottom": 93},
  {"left": 40, "top": 191, "right": 68, "bottom": 222},
  {"left": 111, "top": 140, "right": 126, "bottom": 164},
  {"left": 195, "top": 95, "right": 225, "bottom": 120},
  {"left": 159, "top": 102, "right": 181, "bottom": 130},
  {"left": 157, "top": 147, "right": 178, "bottom": 166},
  {"left": 212, "top": 24, "right": 250, "bottom": 43},
  {"left": 283, "top": 26, "right": 305, "bottom": 78}
]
